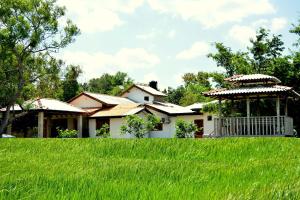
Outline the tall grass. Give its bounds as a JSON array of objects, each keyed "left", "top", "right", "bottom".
[{"left": 0, "top": 138, "right": 300, "bottom": 199}]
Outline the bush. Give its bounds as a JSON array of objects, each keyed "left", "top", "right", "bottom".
[
  {"left": 96, "top": 123, "right": 110, "bottom": 138},
  {"left": 121, "top": 114, "right": 161, "bottom": 138},
  {"left": 175, "top": 119, "right": 198, "bottom": 138},
  {"left": 57, "top": 129, "right": 78, "bottom": 138}
]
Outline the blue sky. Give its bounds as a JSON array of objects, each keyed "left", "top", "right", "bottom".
[{"left": 57, "top": 0, "right": 300, "bottom": 90}]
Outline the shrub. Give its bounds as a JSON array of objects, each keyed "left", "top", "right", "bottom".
[
  {"left": 175, "top": 119, "right": 198, "bottom": 138},
  {"left": 96, "top": 123, "right": 110, "bottom": 138},
  {"left": 57, "top": 128, "right": 78, "bottom": 138},
  {"left": 121, "top": 114, "right": 161, "bottom": 138}
]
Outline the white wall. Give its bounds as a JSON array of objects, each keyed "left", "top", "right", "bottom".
[
  {"left": 89, "top": 119, "right": 96, "bottom": 138},
  {"left": 88, "top": 110, "right": 215, "bottom": 138},
  {"left": 69, "top": 94, "right": 102, "bottom": 108},
  {"left": 121, "top": 87, "right": 154, "bottom": 104}
]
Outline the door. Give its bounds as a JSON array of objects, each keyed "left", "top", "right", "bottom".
[{"left": 194, "top": 119, "right": 204, "bottom": 138}]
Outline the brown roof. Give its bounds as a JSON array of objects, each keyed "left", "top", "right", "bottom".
[
  {"left": 225, "top": 74, "right": 281, "bottom": 84},
  {"left": 204, "top": 85, "right": 300, "bottom": 98},
  {"left": 90, "top": 103, "right": 146, "bottom": 118}
]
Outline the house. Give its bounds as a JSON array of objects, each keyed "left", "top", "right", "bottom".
[
  {"left": 204, "top": 74, "right": 300, "bottom": 137},
  {"left": 1, "top": 82, "right": 215, "bottom": 138}
]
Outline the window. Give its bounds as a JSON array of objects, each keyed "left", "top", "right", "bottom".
[
  {"left": 144, "top": 96, "right": 149, "bottom": 101},
  {"left": 207, "top": 116, "right": 212, "bottom": 121},
  {"left": 154, "top": 123, "right": 163, "bottom": 131},
  {"left": 96, "top": 118, "right": 110, "bottom": 129}
]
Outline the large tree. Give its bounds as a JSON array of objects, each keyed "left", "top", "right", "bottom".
[
  {"left": 87, "top": 72, "right": 133, "bottom": 95},
  {"left": 62, "top": 65, "right": 82, "bottom": 101},
  {"left": 0, "top": 0, "right": 79, "bottom": 136}
]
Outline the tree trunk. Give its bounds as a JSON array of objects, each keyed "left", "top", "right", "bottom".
[{"left": 0, "top": 105, "right": 12, "bottom": 137}]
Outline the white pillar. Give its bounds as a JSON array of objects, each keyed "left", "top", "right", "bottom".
[
  {"left": 276, "top": 96, "right": 280, "bottom": 134},
  {"left": 46, "top": 118, "right": 51, "bottom": 138},
  {"left": 38, "top": 112, "right": 44, "bottom": 138},
  {"left": 89, "top": 119, "right": 96, "bottom": 138},
  {"left": 218, "top": 98, "right": 222, "bottom": 137},
  {"left": 246, "top": 97, "right": 250, "bottom": 135},
  {"left": 285, "top": 97, "right": 288, "bottom": 116},
  {"left": 77, "top": 115, "right": 83, "bottom": 138}
]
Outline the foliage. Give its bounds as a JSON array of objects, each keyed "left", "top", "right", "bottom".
[
  {"left": 62, "top": 65, "right": 82, "bottom": 101},
  {"left": 0, "top": 0, "right": 79, "bottom": 135},
  {"left": 175, "top": 119, "right": 198, "bottom": 138},
  {"left": 57, "top": 129, "right": 78, "bottom": 138},
  {"left": 96, "top": 123, "right": 110, "bottom": 138},
  {"left": 3, "top": 138, "right": 300, "bottom": 199},
  {"left": 87, "top": 72, "right": 133, "bottom": 95},
  {"left": 121, "top": 114, "right": 161, "bottom": 138}
]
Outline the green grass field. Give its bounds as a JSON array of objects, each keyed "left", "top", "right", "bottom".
[{"left": 1, "top": 138, "right": 300, "bottom": 199}]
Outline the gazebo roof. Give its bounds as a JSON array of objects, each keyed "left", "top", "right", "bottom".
[
  {"left": 204, "top": 85, "right": 300, "bottom": 98},
  {"left": 225, "top": 74, "right": 281, "bottom": 84}
]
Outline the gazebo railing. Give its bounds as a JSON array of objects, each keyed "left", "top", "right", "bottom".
[{"left": 214, "top": 116, "right": 293, "bottom": 137}]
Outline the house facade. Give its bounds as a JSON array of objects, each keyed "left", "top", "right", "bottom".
[{"left": 1, "top": 82, "right": 215, "bottom": 138}]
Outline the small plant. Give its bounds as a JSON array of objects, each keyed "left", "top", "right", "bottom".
[
  {"left": 175, "top": 119, "right": 198, "bottom": 138},
  {"left": 57, "top": 128, "right": 78, "bottom": 138},
  {"left": 121, "top": 114, "right": 161, "bottom": 138},
  {"left": 96, "top": 123, "right": 110, "bottom": 138}
]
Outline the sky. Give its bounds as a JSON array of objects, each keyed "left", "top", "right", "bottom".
[{"left": 57, "top": 0, "right": 300, "bottom": 90}]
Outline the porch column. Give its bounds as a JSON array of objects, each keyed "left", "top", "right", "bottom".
[
  {"left": 38, "top": 112, "right": 44, "bottom": 138},
  {"left": 285, "top": 97, "right": 288, "bottom": 116},
  {"left": 67, "top": 118, "right": 74, "bottom": 130},
  {"left": 276, "top": 96, "right": 280, "bottom": 134},
  {"left": 246, "top": 97, "right": 250, "bottom": 135},
  {"left": 77, "top": 115, "right": 83, "bottom": 138},
  {"left": 218, "top": 98, "right": 222, "bottom": 137},
  {"left": 46, "top": 118, "right": 52, "bottom": 138}
]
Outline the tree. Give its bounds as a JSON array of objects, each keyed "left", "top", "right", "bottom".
[
  {"left": 62, "top": 65, "right": 82, "bottom": 101},
  {"left": 87, "top": 72, "right": 133, "bottom": 95},
  {"left": 0, "top": 0, "right": 79, "bottom": 136},
  {"left": 120, "top": 114, "right": 161, "bottom": 138},
  {"left": 175, "top": 119, "right": 198, "bottom": 138}
]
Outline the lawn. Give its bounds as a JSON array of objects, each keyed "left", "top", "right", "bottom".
[{"left": 0, "top": 138, "right": 300, "bottom": 199}]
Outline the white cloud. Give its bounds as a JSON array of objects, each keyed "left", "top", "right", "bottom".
[
  {"left": 143, "top": 72, "right": 159, "bottom": 83},
  {"left": 136, "top": 29, "right": 158, "bottom": 40},
  {"left": 61, "top": 48, "right": 160, "bottom": 80},
  {"left": 58, "top": 0, "right": 143, "bottom": 33},
  {"left": 229, "top": 25, "right": 256, "bottom": 45},
  {"left": 168, "top": 30, "right": 176, "bottom": 39},
  {"left": 147, "top": 0, "right": 275, "bottom": 28},
  {"left": 271, "top": 17, "right": 288, "bottom": 32},
  {"left": 176, "top": 42, "right": 210, "bottom": 60}
]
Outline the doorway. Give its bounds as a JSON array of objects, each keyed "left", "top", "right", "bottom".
[{"left": 194, "top": 119, "right": 204, "bottom": 138}]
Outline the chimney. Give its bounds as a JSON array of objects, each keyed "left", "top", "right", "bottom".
[{"left": 149, "top": 81, "right": 158, "bottom": 90}]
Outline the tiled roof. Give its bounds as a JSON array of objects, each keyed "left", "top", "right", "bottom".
[
  {"left": 135, "top": 85, "right": 167, "bottom": 96},
  {"left": 146, "top": 102, "right": 195, "bottom": 115},
  {"left": 225, "top": 74, "right": 281, "bottom": 83},
  {"left": 186, "top": 100, "right": 219, "bottom": 110},
  {"left": 84, "top": 92, "right": 135, "bottom": 105},
  {"left": 90, "top": 103, "right": 144, "bottom": 117},
  {"left": 1, "top": 98, "right": 85, "bottom": 113},
  {"left": 204, "top": 85, "right": 300, "bottom": 97}
]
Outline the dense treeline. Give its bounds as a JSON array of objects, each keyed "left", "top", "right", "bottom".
[{"left": 1, "top": 0, "right": 300, "bottom": 135}]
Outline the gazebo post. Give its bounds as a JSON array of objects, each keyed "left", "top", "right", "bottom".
[
  {"left": 285, "top": 97, "right": 288, "bottom": 116},
  {"left": 276, "top": 96, "right": 280, "bottom": 134},
  {"left": 38, "top": 112, "right": 44, "bottom": 138},
  {"left": 246, "top": 97, "right": 250, "bottom": 135},
  {"left": 218, "top": 98, "right": 222, "bottom": 137}
]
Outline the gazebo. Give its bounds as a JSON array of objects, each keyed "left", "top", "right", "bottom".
[{"left": 204, "top": 74, "right": 300, "bottom": 137}]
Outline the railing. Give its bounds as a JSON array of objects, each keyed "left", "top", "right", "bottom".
[{"left": 214, "top": 116, "right": 293, "bottom": 137}]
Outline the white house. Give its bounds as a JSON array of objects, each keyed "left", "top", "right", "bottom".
[
  {"left": 67, "top": 83, "right": 215, "bottom": 138},
  {"left": 1, "top": 82, "right": 216, "bottom": 138}
]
